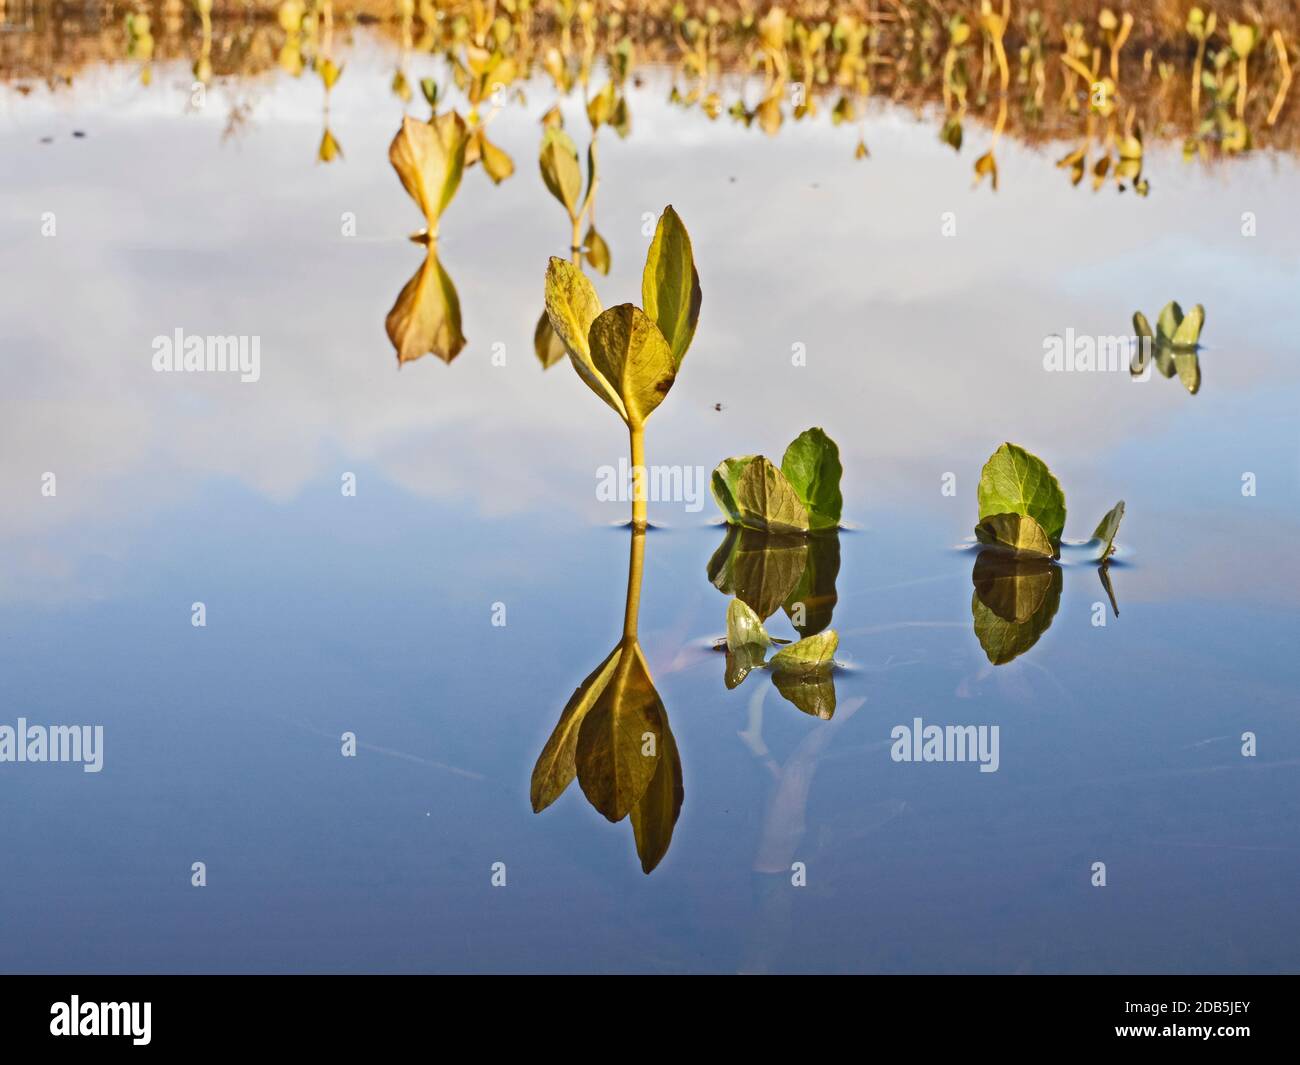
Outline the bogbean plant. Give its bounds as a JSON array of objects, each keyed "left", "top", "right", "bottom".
[
  {"left": 974, "top": 443, "right": 1124, "bottom": 562},
  {"left": 543, "top": 206, "right": 701, "bottom": 529}
]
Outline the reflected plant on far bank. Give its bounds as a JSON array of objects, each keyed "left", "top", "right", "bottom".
[
  {"left": 531, "top": 526, "right": 683, "bottom": 874},
  {"left": 384, "top": 111, "right": 471, "bottom": 365},
  {"left": 1132, "top": 300, "right": 1206, "bottom": 394},
  {"left": 544, "top": 205, "right": 701, "bottom": 528},
  {"left": 970, "top": 442, "right": 1127, "bottom": 664}
]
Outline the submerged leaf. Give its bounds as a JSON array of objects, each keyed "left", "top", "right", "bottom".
[
  {"left": 772, "top": 667, "right": 837, "bottom": 719},
  {"left": 734, "top": 457, "right": 810, "bottom": 534},
  {"left": 974, "top": 512, "right": 1055, "bottom": 559},
  {"left": 782, "top": 531, "right": 840, "bottom": 636},
  {"left": 641, "top": 205, "right": 702, "bottom": 369},
  {"left": 385, "top": 249, "right": 466, "bottom": 365},
  {"left": 976, "top": 442, "right": 1067, "bottom": 545},
  {"left": 587, "top": 304, "right": 677, "bottom": 426},
  {"left": 1091, "top": 500, "right": 1125, "bottom": 560},
  {"left": 780, "top": 427, "right": 843, "bottom": 530}
]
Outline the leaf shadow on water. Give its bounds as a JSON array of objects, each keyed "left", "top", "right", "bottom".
[{"left": 530, "top": 526, "right": 683, "bottom": 874}]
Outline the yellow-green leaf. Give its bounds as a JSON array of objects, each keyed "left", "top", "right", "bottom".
[
  {"left": 384, "top": 249, "right": 466, "bottom": 365},
  {"left": 539, "top": 127, "right": 583, "bottom": 219},
  {"left": 1091, "top": 501, "right": 1125, "bottom": 560},
  {"left": 588, "top": 304, "right": 677, "bottom": 426},
  {"left": 974, "top": 512, "right": 1055, "bottom": 559},
  {"left": 641, "top": 205, "right": 702, "bottom": 369},
  {"left": 543, "top": 257, "right": 625, "bottom": 419},
  {"left": 734, "top": 457, "right": 810, "bottom": 534},
  {"left": 388, "top": 112, "right": 468, "bottom": 236},
  {"left": 629, "top": 708, "right": 682, "bottom": 873}
]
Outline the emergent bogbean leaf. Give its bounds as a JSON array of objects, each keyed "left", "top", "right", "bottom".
[
  {"left": 575, "top": 642, "right": 664, "bottom": 822},
  {"left": 735, "top": 457, "right": 811, "bottom": 534},
  {"left": 1091, "top": 500, "right": 1125, "bottom": 560},
  {"left": 475, "top": 129, "right": 515, "bottom": 185},
  {"left": 971, "top": 551, "right": 1062, "bottom": 665},
  {"left": 726, "top": 598, "right": 771, "bottom": 652},
  {"left": 976, "top": 442, "right": 1067, "bottom": 545},
  {"left": 530, "top": 646, "right": 623, "bottom": 813},
  {"left": 385, "top": 248, "right": 466, "bottom": 365},
  {"left": 543, "top": 257, "right": 625, "bottom": 419},
  {"left": 780, "top": 427, "right": 843, "bottom": 530},
  {"left": 1133, "top": 310, "right": 1153, "bottom": 341},
  {"left": 710, "top": 455, "right": 757, "bottom": 524},
  {"left": 533, "top": 308, "right": 566, "bottom": 369},
  {"left": 974, "top": 512, "right": 1055, "bottom": 559},
  {"left": 771, "top": 629, "right": 838, "bottom": 672},
  {"left": 388, "top": 112, "right": 468, "bottom": 235},
  {"left": 641, "top": 206, "right": 702, "bottom": 369},
  {"left": 629, "top": 709, "right": 682, "bottom": 874},
  {"left": 1171, "top": 304, "right": 1205, "bottom": 348},
  {"left": 583, "top": 224, "right": 611, "bottom": 275},
  {"left": 1156, "top": 301, "right": 1183, "bottom": 344},
  {"left": 588, "top": 304, "right": 677, "bottom": 426},
  {"left": 539, "top": 127, "right": 583, "bottom": 218}
]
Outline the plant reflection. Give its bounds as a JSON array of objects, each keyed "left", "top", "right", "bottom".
[
  {"left": 531, "top": 526, "right": 682, "bottom": 874},
  {"left": 708, "top": 527, "right": 842, "bottom": 718}
]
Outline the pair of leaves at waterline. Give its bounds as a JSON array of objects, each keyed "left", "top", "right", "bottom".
[
  {"left": 1132, "top": 302, "right": 1206, "bottom": 394},
  {"left": 543, "top": 206, "right": 701, "bottom": 426},
  {"left": 530, "top": 639, "right": 682, "bottom": 874},
  {"left": 711, "top": 428, "right": 844, "bottom": 533},
  {"left": 385, "top": 246, "right": 466, "bottom": 366},
  {"left": 724, "top": 599, "right": 840, "bottom": 719},
  {"left": 975, "top": 443, "right": 1125, "bottom": 563},
  {"left": 970, "top": 550, "right": 1064, "bottom": 665},
  {"left": 707, "top": 525, "right": 840, "bottom": 638}
]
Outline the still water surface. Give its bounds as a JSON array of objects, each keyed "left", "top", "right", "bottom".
[{"left": 2, "top": 35, "right": 1299, "bottom": 973}]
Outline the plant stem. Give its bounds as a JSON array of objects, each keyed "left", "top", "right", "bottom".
[
  {"left": 629, "top": 422, "right": 647, "bottom": 531},
  {"left": 570, "top": 212, "right": 582, "bottom": 264}
]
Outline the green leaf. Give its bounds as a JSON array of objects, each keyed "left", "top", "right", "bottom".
[
  {"left": 771, "top": 629, "right": 838, "bottom": 672},
  {"left": 641, "top": 205, "right": 702, "bottom": 369},
  {"left": 1091, "top": 500, "right": 1125, "bottom": 560},
  {"left": 725, "top": 643, "right": 767, "bottom": 689},
  {"left": 970, "top": 551, "right": 1062, "bottom": 665},
  {"left": 1156, "top": 300, "right": 1184, "bottom": 344},
  {"left": 1171, "top": 303, "right": 1204, "bottom": 348},
  {"left": 710, "top": 455, "right": 757, "bottom": 524},
  {"left": 530, "top": 646, "right": 622, "bottom": 812},
  {"left": 974, "top": 512, "right": 1055, "bottom": 559},
  {"left": 587, "top": 304, "right": 677, "bottom": 426},
  {"left": 734, "top": 457, "right": 811, "bottom": 534},
  {"left": 543, "top": 257, "right": 625, "bottom": 419},
  {"left": 629, "top": 709, "right": 682, "bottom": 873},
  {"left": 976, "top": 442, "right": 1067, "bottom": 545},
  {"left": 575, "top": 641, "right": 663, "bottom": 822},
  {"left": 539, "top": 127, "right": 582, "bottom": 218},
  {"left": 726, "top": 597, "right": 771, "bottom": 651},
  {"left": 1132, "top": 310, "right": 1153, "bottom": 340},
  {"left": 780, "top": 427, "right": 843, "bottom": 530},
  {"left": 707, "top": 527, "right": 808, "bottom": 621}
]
